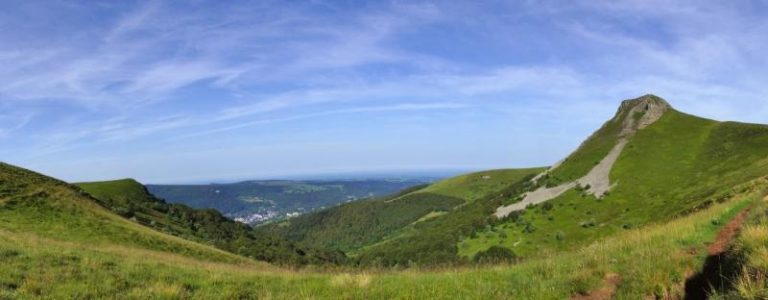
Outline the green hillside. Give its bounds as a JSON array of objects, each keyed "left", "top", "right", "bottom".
[
  {"left": 259, "top": 168, "right": 544, "bottom": 265},
  {"left": 418, "top": 169, "right": 544, "bottom": 203},
  {"left": 77, "top": 179, "right": 345, "bottom": 266},
  {"left": 258, "top": 185, "right": 465, "bottom": 254},
  {"left": 461, "top": 96, "right": 768, "bottom": 260},
  {"left": 0, "top": 163, "right": 251, "bottom": 264}
]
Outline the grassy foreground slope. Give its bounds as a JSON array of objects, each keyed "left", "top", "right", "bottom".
[
  {"left": 463, "top": 98, "right": 768, "bottom": 259},
  {"left": 77, "top": 179, "right": 345, "bottom": 266},
  {"left": 1, "top": 160, "right": 763, "bottom": 298}
]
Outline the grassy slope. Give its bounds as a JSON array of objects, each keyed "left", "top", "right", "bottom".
[
  {"left": 417, "top": 168, "right": 546, "bottom": 203},
  {"left": 76, "top": 179, "right": 345, "bottom": 266},
  {"left": 462, "top": 110, "right": 768, "bottom": 259},
  {"left": 353, "top": 169, "right": 543, "bottom": 266},
  {"left": 260, "top": 186, "right": 465, "bottom": 253},
  {"left": 1, "top": 171, "right": 762, "bottom": 299},
  {"left": 0, "top": 163, "right": 252, "bottom": 265},
  {"left": 260, "top": 168, "right": 543, "bottom": 258}
]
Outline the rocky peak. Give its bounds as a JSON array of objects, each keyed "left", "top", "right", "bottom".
[{"left": 613, "top": 94, "right": 671, "bottom": 137}]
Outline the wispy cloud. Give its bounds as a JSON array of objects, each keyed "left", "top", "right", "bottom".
[
  {"left": 179, "top": 102, "right": 467, "bottom": 139},
  {"left": 0, "top": 113, "right": 33, "bottom": 138},
  {"left": 2, "top": 0, "right": 767, "bottom": 182}
]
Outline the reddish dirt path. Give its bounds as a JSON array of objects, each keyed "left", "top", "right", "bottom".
[
  {"left": 707, "top": 208, "right": 750, "bottom": 255},
  {"left": 572, "top": 206, "right": 752, "bottom": 300},
  {"left": 683, "top": 206, "right": 751, "bottom": 300}
]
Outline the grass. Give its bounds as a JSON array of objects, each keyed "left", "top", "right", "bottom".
[{"left": 1, "top": 176, "right": 762, "bottom": 299}]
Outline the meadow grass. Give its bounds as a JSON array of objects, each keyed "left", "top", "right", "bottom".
[{"left": 1, "top": 180, "right": 761, "bottom": 299}]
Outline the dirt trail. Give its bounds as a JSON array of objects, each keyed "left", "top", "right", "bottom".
[
  {"left": 707, "top": 208, "right": 750, "bottom": 255},
  {"left": 683, "top": 207, "right": 751, "bottom": 300},
  {"left": 569, "top": 207, "right": 751, "bottom": 300}
]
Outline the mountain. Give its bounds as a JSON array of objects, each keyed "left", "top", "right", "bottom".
[
  {"left": 76, "top": 178, "right": 345, "bottom": 265},
  {"left": 460, "top": 95, "right": 768, "bottom": 258},
  {"left": 147, "top": 179, "right": 430, "bottom": 224},
  {"left": 259, "top": 95, "right": 768, "bottom": 268}
]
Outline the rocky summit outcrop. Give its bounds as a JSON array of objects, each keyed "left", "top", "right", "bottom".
[{"left": 615, "top": 94, "right": 671, "bottom": 137}]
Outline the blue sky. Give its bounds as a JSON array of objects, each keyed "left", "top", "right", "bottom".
[{"left": 1, "top": 1, "right": 767, "bottom": 183}]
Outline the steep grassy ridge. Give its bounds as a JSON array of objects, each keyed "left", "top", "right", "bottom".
[
  {"left": 463, "top": 108, "right": 768, "bottom": 259},
  {"left": 77, "top": 179, "right": 345, "bottom": 266}
]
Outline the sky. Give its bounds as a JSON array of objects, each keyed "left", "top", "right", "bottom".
[{"left": 1, "top": 0, "right": 767, "bottom": 183}]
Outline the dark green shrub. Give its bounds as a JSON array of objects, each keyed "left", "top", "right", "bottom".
[{"left": 473, "top": 246, "right": 518, "bottom": 264}]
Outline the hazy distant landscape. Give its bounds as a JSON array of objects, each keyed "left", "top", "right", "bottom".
[
  {"left": 2, "top": 1, "right": 768, "bottom": 299},
  {"left": 147, "top": 178, "right": 432, "bottom": 224}
]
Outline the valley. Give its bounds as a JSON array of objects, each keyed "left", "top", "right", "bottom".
[{"left": 146, "top": 179, "right": 431, "bottom": 225}]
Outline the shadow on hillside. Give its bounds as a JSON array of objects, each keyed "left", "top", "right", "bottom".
[{"left": 683, "top": 253, "right": 735, "bottom": 300}]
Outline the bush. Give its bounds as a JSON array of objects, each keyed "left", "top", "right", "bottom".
[
  {"left": 523, "top": 223, "right": 535, "bottom": 233},
  {"left": 580, "top": 219, "right": 596, "bottom": 228},
  {"left": 473, "top": 246, "right": 518, "bottom": 264}
]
